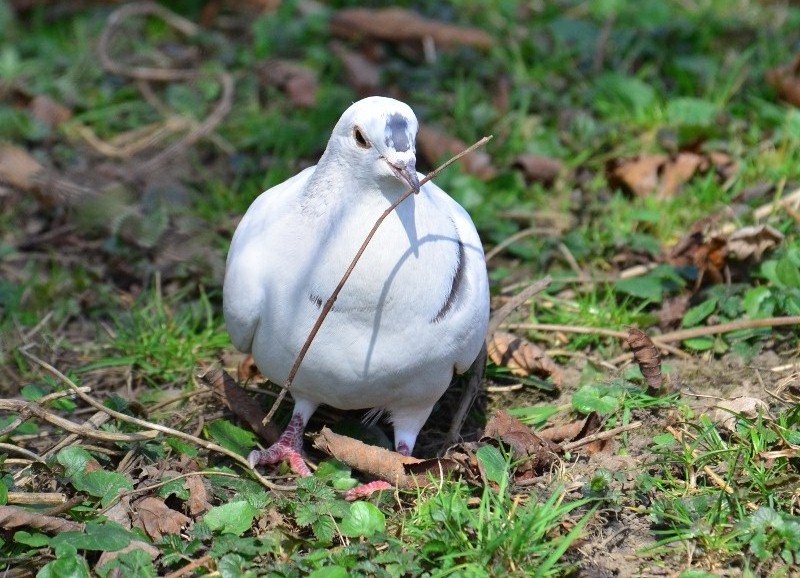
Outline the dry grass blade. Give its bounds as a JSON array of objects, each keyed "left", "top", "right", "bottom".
[
  {"left": 486, "top": 276, "right": 551, "bottom": 338},
  {"left": 262, "top": 135, "right": 494, "bottom": 426}
]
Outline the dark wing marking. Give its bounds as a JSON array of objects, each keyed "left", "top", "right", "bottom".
[
  {"left": 309, "top": 293, "right": 323, "bottom": 308},
  {"left": 432, "top": 237, "right": 468, "bottom": 324}
]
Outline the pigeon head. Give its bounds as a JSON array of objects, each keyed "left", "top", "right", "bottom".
[{"left": 329, "top": 96, "right": 420, "bottom": 194}]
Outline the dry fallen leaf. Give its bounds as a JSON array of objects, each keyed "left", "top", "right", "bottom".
[
  {"left": 417, "top": 126, "right": 496, "bottom": 180},
  {"left": 668, "top": 228, "right": 728, "bottom": 287},
  {"left": 608, "top": 154, "right": 667, "bottom": 197},
  {"left": 0, "top": 143, "right": 44, "bottom": 191},
  {"left": 487, "top": 330, "right": 563, "bottom": 387},
  {"left": 710, "top": 396, "right": 772, "bottom": 432},
  {"left": 627, "top": 328, "right": 662, "bottom": 393},
  {"left": 483, "top": 410, "right": 558, "bottom": 475},
  {"left": 186, "top": 475, "right": 210, "bottom": 516},
  {"left": 726, "top": 224, "right": 784, "bottom": 261},
  {"left": 658, "top": 152, "right": 703, "bottom": 198},
  {"left": 257, "top": 59, "right": 317, "bottom": 109},
  {"left": 330, "top": 7, "right": 493, "bottom": 51},
  {"left": 132, "top": 496, "right": 190, "bottom": 541},
  {"left": 767, "top": 55, "right": 800, "bottom": 108},
  {"left": 512, "top": 154, "right": 563, "bottom": 186}
]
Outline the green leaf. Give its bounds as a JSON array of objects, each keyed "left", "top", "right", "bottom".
[
  {"left": 666, "top": 97, "right": 717, "bottom": 127},
  {"left": 476, "top": 445, "right": 507, "bottom": 486},
  {"left": 309, "top": 567, "right": 349, "bottom": 578},
  {"left": 217, "top": 553, "right": 257, "bottom": 578},
  {"left": 507, "top": 405, "right": 559, "bottom": 427},
  {"left": 776, "top": 256, "right": 800, "bottom": 289},
  {"left": 572, "top": 385, "right": 620, "bottom": 415},
  {"left": 75, "top": 470, "right": 134, "bottom": 507},
  {"left": 158, "top": 476, "right": 190, "bottom": 501},
  {"left": 614, "top": 276, "right": 662, "bottom": 301},
  {"left": 36, "top": 547, "right": 91, "bottom": 578},
  {"left": 205, "top": 420, "right": 258, "bottom": 457},
  {"left": 14, "top": 530, "right": 49, "bottom": 547},
  {"left": 0, "top": 480, "right": 7, "bottom": 505},
  {"left": 97, "top": 549, "right": 157, "bottom": 578},
  {"left": 166, "top": 438, "right": 199, "bottom": 457},
  {"left": 56, "top": 447, "right": 94, "bottom": 479},
  {"left": 311, "top": 514, "right": 335, "bottom": 544},
  {"left": 743, "top": 286, "right": 773, "bottom": 318},
  {"left": 340, "top": 501, "right": 385, "bottom": 538},
  {"left": 683, "top": 337, "right": 715, "bottom": 351},
  {"left": 50, "top": 522, "right": 133, "bottom": 552},
  {"left": 204, "top": 500, "right": 258, "bottom": 536},
  {"left": 682, "top": 298, "right": 717, "bottom": 327},
  {"left": 651, "top": 433, "right": 675, "bottom": 448}
]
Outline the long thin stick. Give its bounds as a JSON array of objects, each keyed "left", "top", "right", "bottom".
[{"left": 263, "top": 135, "right": 494, "bottom": 425}]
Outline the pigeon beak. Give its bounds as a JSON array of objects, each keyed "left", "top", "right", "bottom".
[{"left": 387, "top": 158, "right": 420, "bottom": 193}]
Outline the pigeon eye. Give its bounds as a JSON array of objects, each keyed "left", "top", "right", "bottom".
[{"left": 353, "top": 127, "right": 370, "bottom": 149}]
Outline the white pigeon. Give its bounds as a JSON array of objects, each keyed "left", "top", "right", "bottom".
[{"left": 223, "top": 96, "right": 490, "bottom": 477}]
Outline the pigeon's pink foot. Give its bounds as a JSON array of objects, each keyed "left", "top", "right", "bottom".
[
  {"left": 344, "top": 480, "right": 393, "bottom": 501},
  {"left": 248, "top": 413, "right": 312, "bottom": 477}
]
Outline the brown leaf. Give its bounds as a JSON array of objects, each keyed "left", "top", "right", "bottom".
[
  {"left": 657, "top": 294, "right": 691, "bottom": 330},
  {"left": 726, "top": 224, "right": 784, "bottom": 261},
  {"left": 28, "top": 94, "right": 72, "bottom": 129},
  {"left": 330, "top": 42, "right": 380, "bottom": 97},
  {"left": 0, "top": 505, "right": 83, "bottom": 534},
  {"left": 512, "top": 154, "right": 563, "bottom": 186},
  {"left": 237, "top": 354, "right": 261, "bottom": 382},
  {"left": 667, "top": 227, "right": 727, "bottom": 286},
  {"left": 132, "top": 497, "right": 190, "bottom": 541},
  {"left": 198, "top": 364, "right": 280, "bottom": 445},
  {"left": 710, "top": 397, "right": 772, "bottom": 432},
  {"left": 330, "top": 7, "right": 493, "bottom": 51},
  {"left": 257, "top": 59, "right": 317, "bottom": 109},
  {"left": 658, "top": 152, "right": 703, "bottom": 198},
  {"left": 487, "top": 330, "right": 563, "bottom": 386},
  {"left": 608, "top": 154, "right": 667, "bottom": 197},
  {"left": 538, "top": 412, "right": 600, "bottom": 444},
  {"left": 186, "top": 475, "right": 210, "bottom": 516},
  {"left": 767, "top": 55, "right": 800, "bottom": 107},
  {"left": 483, "top": 410, "right": 558, "bottom": 473},
  {"left": 627, "top": 328, "right": 662, "bottom": 393},
  {"left": 312, "top": 427, "right": 459, "bottom": 490},
  {"left": 417, "top": 126, "right": 496, "bottom": 180},
  {"left": 0, "top": 144, "right": 44, "bottom": 191}
]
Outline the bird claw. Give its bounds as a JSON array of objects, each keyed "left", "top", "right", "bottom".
[
  {"left": 343, "top": 480, "right": 393, "bottom": 501},
  {"left": 248, "top": 413, "right": 312, "bottom": 477}
]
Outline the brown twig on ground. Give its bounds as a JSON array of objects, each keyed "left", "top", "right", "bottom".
[
  {"left": 262, "top": 135, "right": 494, "bottom": 426},
  {"left": 607, "top": 315, "right": 800, "bottom": 365},
  {"left": 560, "top": 421, "right": 641, "bottom": 452},
  {"left": 486, "top": 276, "right": 552, "bottom": 338},
  {"left": 0, "top": 399, "right": 156, "bottom": 444},
  {"left": 163, "top": 555, "right": 215, "bottom": 578},
  {"left": 6, "top": 492, "right": 66, "bottom": 506},
  {"left": 504, "top": 323, "right": 691, "bottom": 360},
  {"left": 20, "top": 349, "right": 295, "bottom": 492}
]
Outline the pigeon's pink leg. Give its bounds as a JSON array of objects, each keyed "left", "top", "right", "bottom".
[{"left": 248, "top": 404, "right": 315, "bottom": 477}]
